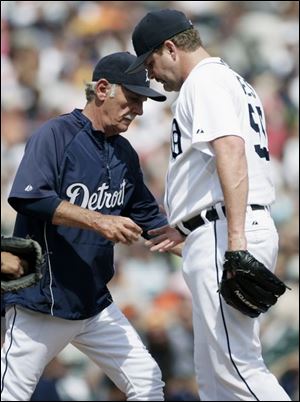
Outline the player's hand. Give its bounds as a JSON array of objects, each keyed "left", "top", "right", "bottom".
[
  {"left": 95, "top": 215, "right": 143, "bottom": 245},
  {"left": 145, "top": 225, "right": 185, "bottom": 256},
  {"left": 1, "top": 252, "right": 29, "bottom": 278}
]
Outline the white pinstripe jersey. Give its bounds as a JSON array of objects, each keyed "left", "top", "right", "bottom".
[{"left": 164, "top": 57, "right": 275, "bottom": 226}]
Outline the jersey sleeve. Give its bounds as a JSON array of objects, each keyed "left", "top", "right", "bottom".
[
  {"left": 188, "top": 71, "right": 244, "bottom": 155},
  {"left": 8, "top": 122, "right": 61, "bottom": 205}
]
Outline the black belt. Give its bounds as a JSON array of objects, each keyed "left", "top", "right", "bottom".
[{"left": 177, "top": 204, "right": 265, "bottom": 235}]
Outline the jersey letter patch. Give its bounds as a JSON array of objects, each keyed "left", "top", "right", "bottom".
[{"left": 171, "top": 118, "right": 183, "bottom": 159}]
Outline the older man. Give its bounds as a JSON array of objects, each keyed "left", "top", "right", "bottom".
[{"left": 1, "top": 52, "right": 183, "bottom": 401}]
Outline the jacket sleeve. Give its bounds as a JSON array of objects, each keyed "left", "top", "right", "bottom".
[
  {"left": 8, "top": 120, "right": 62, "bottom": 220},
  {"left": 123, "top": 149, "right": 168, "bottom": 239}
]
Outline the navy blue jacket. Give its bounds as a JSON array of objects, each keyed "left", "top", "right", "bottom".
[{"left": 4, "top": 109, "right": 167, "bottom": 319}]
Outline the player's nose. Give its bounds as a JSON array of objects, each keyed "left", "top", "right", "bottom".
[
  {"left": 133, "top": 99, "right": 145, "bottom": 116},
  {"left": 135, "top": 104, "right": 143, "bottom": 116}
]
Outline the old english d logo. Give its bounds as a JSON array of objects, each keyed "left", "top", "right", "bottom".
[{"left": 145, "top": 69, "right": 150, "bottom": 83}]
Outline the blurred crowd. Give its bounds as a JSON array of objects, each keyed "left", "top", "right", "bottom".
[{"left": 1, "top": 1, "right": 299, "bottom": 401}]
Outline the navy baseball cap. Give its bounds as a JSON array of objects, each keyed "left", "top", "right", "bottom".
[
  {"left": 126, "top": 9, "right": 193, "bottom": 74},
  {"left": 92, "top": 52, "right": 166, "bottom": 101}
]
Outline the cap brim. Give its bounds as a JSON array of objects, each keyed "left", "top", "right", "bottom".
[
  {"left": 125, "top": 50, "right": 153, "bottom": 74},
  {"left": 123, "top": 84, "right": 166, "bottom": 102}
]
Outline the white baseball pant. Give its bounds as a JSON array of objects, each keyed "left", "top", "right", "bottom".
[
  {"left": 1, "top": 303, "right": 164, "bottom": 401},
  {"left": 182, "top": 207, "right": 291, "bottom": 401}
]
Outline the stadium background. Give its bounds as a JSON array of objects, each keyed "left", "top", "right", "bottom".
[{"left": 1, "top": 1, "right": 298, "bottom": 400}]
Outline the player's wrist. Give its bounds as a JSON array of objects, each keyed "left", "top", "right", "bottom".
[{"left": 227, "top": 235, "right": 247, "bottom": 251}]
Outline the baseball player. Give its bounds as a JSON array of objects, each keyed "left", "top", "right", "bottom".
[
  {"left": 127, "top": 9, "right": 291, "bottom": 401},
  {"left": 1, "top": 52, "right": 183, "bottom": 401}
]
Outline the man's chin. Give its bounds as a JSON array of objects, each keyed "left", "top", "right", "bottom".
[
  {"left": 118, "top": 121, "right": 132, "bottom": 132},
  {"left": 164, "top": 83, "right": 181, "bottom": 92},
  {"left": 163, "top": 82, "right": 174, "bottom": 92}
]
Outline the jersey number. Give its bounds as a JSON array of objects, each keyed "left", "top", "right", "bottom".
[
  {"left": 248, "top": 104, "right": 270, "bottom": 161},
  {"left": 171, "top": 118, "right": 182, "bottom": 159}
]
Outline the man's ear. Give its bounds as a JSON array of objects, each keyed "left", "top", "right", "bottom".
[
  {"left": 94, "top": 79, "right": 110, "bottom": 101},
  {"left": 164, "top": 40, "right": 177, "bottom": 60}
]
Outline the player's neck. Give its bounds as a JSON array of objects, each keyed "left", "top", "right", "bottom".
[
  {"left": 82, "top": 103, "right": 105, "bottom": 132},
  {"left": 181, "top": 47, "right": 211, "bottom": 81}
]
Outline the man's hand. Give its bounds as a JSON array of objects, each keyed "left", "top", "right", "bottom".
[
  {"left": 1, "top": 251, "right": 29, "bottom": 278},
  {"left": 52, "top": 201, "right": 143, "bottom": 245},
  {"left": 1, "top": 237, "right": 44, "bottom": 293},
  {"left": 145, "top": 225, "right": 185, "bottom": 257},
  {"left": 94, "top": 215, "right": 143, "bottom": 245}
]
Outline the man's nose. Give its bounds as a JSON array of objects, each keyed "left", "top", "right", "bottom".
[
  {"left": 135, "top": 103, "right": 144, "bottom": 116},
  {"left": 133, "top": 99, "right": 146, "bottom": 116}
]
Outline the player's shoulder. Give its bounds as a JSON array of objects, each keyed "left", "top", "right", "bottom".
[
  {"left": 38, "top": 110, "right": 83, "bottom": 134},
  {"left": 189, "top": 57, "right": 235, "bottom": 83},
  {"left": 28, "top": 109, "right": 87, "bottom": 146},
  {"left": 185, "top": 57, "right": 242, "bottom": 97}
]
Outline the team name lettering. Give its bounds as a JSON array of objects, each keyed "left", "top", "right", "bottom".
[{"left": 66, "top": 180, "right": 126, "bottom": 210}]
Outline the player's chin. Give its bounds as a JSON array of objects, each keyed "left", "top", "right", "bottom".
[
  {"left": 163, "top": 82, "right": 176, "bottom": 92},
  {"left": 118, "top": 120, "right": 132, "bottom": 132}
]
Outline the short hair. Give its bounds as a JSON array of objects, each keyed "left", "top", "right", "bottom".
[
  {"left": 85, "top": 81, "right": 97, "bottom": 102},
  {"left": 155, "top": 27, "right": 202, "bottom": 53},
  {"left": 84, "top": 82, "right": 117, "bottom": 102}
]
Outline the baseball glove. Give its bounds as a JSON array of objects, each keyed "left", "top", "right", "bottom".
[
  {"left": 219, "top": 250, "right": 289, "bottom": 318},
  {"left": 1, "top": 236, "right": 44, "bottom": 293}
]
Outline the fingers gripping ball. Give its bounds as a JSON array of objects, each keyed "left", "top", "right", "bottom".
[
  {"left": 219, "top": 250, "right": 290, "bottom": 318},
  {"left": 1, "top": 237, "right": 44, "bottom": 293}
]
